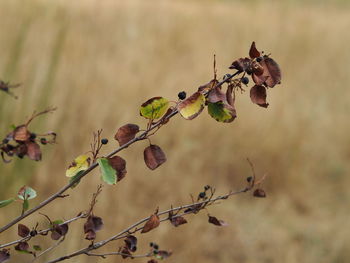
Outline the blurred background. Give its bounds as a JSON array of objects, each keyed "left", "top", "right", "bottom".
[{"left": 0, "top": 0, "right": 350, "bottom": 262}]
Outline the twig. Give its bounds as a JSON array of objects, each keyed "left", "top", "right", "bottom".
[
  {"left": 45, "top": 187, "right": 247, "bottom": 263},
  {"left": 25, "top": 107, "right": 57, "bottom": 127},
  {"left": 85, "top": 252, "right": 151, "bottom": 259},
  {"left": 31, "top": 236, "right": 65, "bottom": 263},
  {"left": 0, "top": 71, "right": 241, "bottom": 235}
]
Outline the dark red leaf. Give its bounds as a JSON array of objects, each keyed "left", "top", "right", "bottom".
[
  {"left": 121, "top": 246, "right": 132, "bottom": 259},
  {"left": 208, "top": 215, "right": 228, "bottom": 226},
  {"left": 18, "top": 224, "right": 30, "bottom": 238},
  {"left": 26, "top": 141, "right": 41, "bottom": 161},
  {"left": 207, "top": 87, "right": 227, "bottom": 104},
  {"left": 124, "top": 235, "right": 137, "bottom": 252},
  {"left": 170, "top": 216, "right": 187, "bottom": 227},
  {"left": 157, "top": 250, "right": 173, "bottom": 259},
  {"left": 256, "top": 57, "right": 281, "bottom": 87},
  {"left": 197, "top": 79, "right": 218, "bottom": 93},
  {"left": 84, "top": 215, "right": 103, "bottom": 240},
  {"left": 0, "top": 249, "right": 10, "bottom": 263},
  {"left": 253, "top": 188, "right": 266, "bottom": 198},
  {"left": 15, "top": 242, "right": 29, "bottom": 252},
  {"left": 144, "top": 144, "right": 166, "bottom": 170},
  {"left": 13, "top": 125, "right": 30, "bottom": 142},
  {"left": 249, "top": 42, "right": 261, "bottom": 59},
  {"left": 141, "top": 214, "right": 160, "bottom": 234},
  {"left": 108, "top": 156, "right": 127, "bottom": 181},
  {"left": 229, "top": 57, "right": 251, "bottom": 72},
  {"left": 85, "top": 230, "right": 96, "bottom": 240},
  {"left": 51, "top": 224, "right": 68, "bottom": 240},
  {"left": 15, "top": 143, "right": 27, "bottom": 158},
  {"left": 250, "top": 85, "right": 269, "bottom": 108},
  {"left": 114, "top": 124, "right": 139, "bottom": 146}
]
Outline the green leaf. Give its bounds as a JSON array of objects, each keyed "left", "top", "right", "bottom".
[
  {"left": 52, "top": 220, "right": 64, "bottom": 226},
  {"left": 97, "top": 158, "right": 117, "bottom": 185},
  {"left": 69, "top": 170, "right": 85, "bottom": 188},
  {"left": 22, "top": 199, "right": 29, "bottom": 212},
  {"left": 0, "top": 198, "right": 15, "bottom": 208},
  {"left": 33, "top": 245, "right": 42, "bottom": 251},
  {"left": 140, "top": 97, "right": 169, "bottom": 120},
  {"left": 18, "top": 186, "right": 37, "bottom": 200},
  {"left": 207, "top": 102, "right": 236, "bottom": 123}
]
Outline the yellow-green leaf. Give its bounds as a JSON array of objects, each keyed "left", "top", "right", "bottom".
[
  {"left": 0, "top": 198, "right": 15, "bottom": 208},
  {"left": 140, "top": 97, "right": 169, "bottom": 120},
  {"left": 66, "top": 155, "right": 90, "bottom": 178},
  {"left": 97, "top": 158, "right": 117, "bottom": 185},
  {"left": 178, "top": 92, "right": 205, "bottom": 120},
  {"left": 208, "top": 102, "right": 236, "bottom": 123}
]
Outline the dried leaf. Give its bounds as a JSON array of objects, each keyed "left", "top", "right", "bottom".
[
  {"left": 84, "top": 215, "right": 103, "bottom": 240},
  {"left": 207, "top": 102, "right": 236, "bottom": 123},
  {"left": 208, "top": 215, "right": 228, "bottom": 226},
  {"left": 121, "top": 247, "right": 132, "bottom": 259},
  {"left": 13, "top": 125, "right": 30, "bottom": 142},
  {"left": 140, "top": 97, "right": 169, "bottom": 120},
  {"left": 170, "top": 216, "right": 187, "bottom": 227},
  {"left": 155, "top": 250, "right": 173, "bottom": 260},
  {"left": 253, "top": 188, "right": 266, "bottom": 198},
  {"left": 141, "top": 214, "right": 160, "bottom": 234},
  {"left": 18, "top": 224, "right": 30, "bottom": 238},
  {"left": 26, "top": 141, "right": 41, "bottom": 161},
  {"left": 108, "top": 156, "right": 127, "bottom": 182},
  {"left": 144, "top": 144, "right": 166, "bottom": 170},
  {"left": 114, "top": 124, "right": 140, "bottom": 146},
  {"left": 178, "top": 92, "right": 205, "bottom": 120},
  {"left": 51, "top": 223, "right": 68, "bottom": 240},
  {"left": 85, "top": 230, "right": 96, "bottom": 240},
  {"left": 0, "top": 249, "right": 10, "bottom": 263},
  {"left": 198, "top": 79, "right": 218, "bottom": 93},
  {"left": 229, "top": 57, "right": 251, "bottom": 72},
  {"left": 250, "top": 85, "right": 269, "bottom": 108},
  {"left": 66, "top": 155, "right": 90, "bottom": 178},
  {"left": 255, "top": 57, "right": 281, "bottom": 87},
  {"left": 15, "top": 242, "right": 29, "bottom": 252},
  {"left": 124, "top": 235, "right": 137, "bottom": 252},
  {"left": 207, "top": 87, "right": 227, "bottom": 104},
  {"left": 249, "top": 41, "right": 261, "bottom": 59}
]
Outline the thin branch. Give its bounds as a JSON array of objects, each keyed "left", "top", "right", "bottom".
[
  {"left": 0, "top": 71, "right": 241, "bottom": 235},
  {"left": 45, "top": 187, "right": 248, "bottom": 263},
  {"left": 25, "top": 107, "right": 57, "bottom": 127},
  {"left": 85, "top": 252, "right": 151, "bottom": 259},
  {"left": 31, "top": 236, "right": 65, "bottom": 263}
]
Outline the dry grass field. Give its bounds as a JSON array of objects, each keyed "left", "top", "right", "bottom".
[{"left": 0, "top": 0, "right": 350, "bottom": 262}]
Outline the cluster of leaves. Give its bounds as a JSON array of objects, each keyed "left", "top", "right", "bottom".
[
  {"left": 0, "top": 186, "right": 37, "bottom": 215},
  {"left": 0, "top": 108, "right": 57, "bottom": 163}
]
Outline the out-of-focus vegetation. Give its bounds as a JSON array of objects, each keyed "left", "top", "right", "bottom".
[{"left": 0, "top": 0, "right": 349, "bottom": 262}]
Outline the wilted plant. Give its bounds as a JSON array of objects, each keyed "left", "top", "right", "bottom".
[{"left": 0, "top": 42, "right": 281, "bottom": 263}]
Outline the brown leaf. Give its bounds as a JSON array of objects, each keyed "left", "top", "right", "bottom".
[
  {"left": 253, "top": 188, "right": 266, "bottom": 198},
  {"left": 15, "top": 241, "right": 29, "bottom": 252},
  {"left": 114, "top": 124, "right": 139, "bottom": 146},
  {"left": 257, "top": 57, "right": 281, "bottom": 87},
  {"left": 84, "top": 215, "right": 103, "bottom": 240},
  {"left": 51, "top": 224, "right": 68, "bottom": 240},
  {"left": 144, "top": 144, "right": 166, "bottom": 170},
  {"left": 197, "top": 79, "right": 218, "bottom": 93},
  {"left": 250, "top": 85, "right": 269, "bottom": 108},
  {"left": 207, "top": 87, "right": 227, "bottom": 104},
  {"left": 108, "top": 156, "right": 127, "bottom": 181},
  {"left": 124, "top": 235, "right": 137, "bottom": 252},
  {"left": 249, "top": 41, "right": 261, "bottom": 59},
  {"left": 18, "top": 224, "right": 30, "bottom": 238},
  {"left": 170, "top": 216, "right": 187, "bottom": 227},
  {"left": 13, "top": 125, "right": 30, "bottom": 142},
  {"left": 0, "top": 249, "right": 10, "bottom": 263},
  {"left": 251, "top": 60, "right": 264, "bottom": 76},
  {"left": 252, "top": 73, "right": 269, "bottom": 85},
  {"left": 229, "top": 57, "right": 251, "bottom": 72},
  {"left": 85, "top": 230, "right": 96, "bottom": 240},
  {"left": 121, "top": 246, "right": 132, "bottom": 259},
  {"left": 157, "top": 250, "right": 173, "bottom": 259},
  {"left": 15, "top": 143, "right": 27, "bottom": 158},
  {"left": 26, "top": 141, "right": 41, "bottom": 161},
  {"left": 141, "top": 214, "right": 160, "bottom": 234},
  {"left": 208, "top": 215, "right": 228, "bottom": 226}
]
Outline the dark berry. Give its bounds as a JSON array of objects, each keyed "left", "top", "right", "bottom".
[
  {"left": 198, "top": 192, "right": 206, "bottom": 199},
  {"left": 150, "top": 242, "right": 154, "bottom": 247},
  {"left": 153, "top": 250, "right": 159, "bottom": 254},
  {"left": 242, "top": 77, "right": 249, "bottom": 85},
  {"left": 2, "top": 138, "right": 9, "bottom": 144},
  {"left": 40, "top": 138, "right": 47, "bottom": 145},
  {"left": 204, "top": 185, "right": 210, "bottom": 191},
  {"left": 30, "top": 230, "right": 37, "bottom": 237},
  {"left": 246, "top": 176, "right": 253, "bottom": 183},
  {"left": 101, "top": 138, "right": 108, "bottom": 145},
  {"left": 178, "top": 91, "right": 186, "bottom": 100},
  {"left": 256, "top": 57, "right": 262, "bottom": 62},
  {"left": 153, "top": 244, "right": 159, "bottom": 250},
  {"left": 30, "top": 133, "right": 37, "bottom": 140}
]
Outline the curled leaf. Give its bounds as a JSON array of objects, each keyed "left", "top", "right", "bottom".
[
  {"left": 254, "top": 57, "right": 281, "bottom": 87},
  {"left": 207, "top": 102, "right": 236, "bottom": 123},
  {"left": 66, "top": 155, "right": 90, "bottom": 178},
  {"left": 197, "top": 79, "right": 218, "bottom": 94},
  {"left": 108, "top": 156, "right": 127, "bottom": 182},
  {"left": 253, "top": 188, "right": 266, "bottom": 198},
  {"left": 141, "top": 214, "right": 160, "bottom": 234},
  {"left": 13, "top": 125, "right": 30, "bottom": 142},
  {"left": 144, "top": 145, "right": 166, "bottom": 170},
  {"left": 18, "top": 224, "right": 30, "bottom": 238},
  {"left": 18, "top": 186, "right": 37, "bottom": 200},
  {"left": 208, "top": 215, "right": 228, "bottom": 226},
  {"left": 207, "top": 87, "right": 227, "bottom": 104},
  {"left": 140, "top": 97, "right": 169, "bottom": 120},
  {"left": 124, "top": 235, "right": 137, "bottom": 252},
  {"left": 170, "top": 216, "right": 187, "bottom": 227},
  {"left": 51, "top": 223, "right": 68, "bottom": 240},
  {"left": 121, "top": 247, "right": 132, "bottom": 259},
  {"left": 178, "top": 92, "right": 205, "bottom": 120},
  {"left": 155, "top": 250, "right": 173, "bottom": 260},
  {"left": 0, "top": 249, "right": 10, "bottom": 263},
  {"left": 14, "top": 242, "right": 29, "bottom": 252},
  {"left": 26, "top": 141, "right": 41, "bottom": 161},
  {"left": 229, "top": 57, "right": 250, "bottom": 72},
  {"left": 249, "top": 41, "right": 261, "bottom": 59},
  {"left": 115, "top": 124, "right": 140, "bottom": 146},
  {"left": 250, "top": 85, "right": 269, "bottom": 108},
  {"left": 84, "top": 215, "right": 103, "bottom": 240}
]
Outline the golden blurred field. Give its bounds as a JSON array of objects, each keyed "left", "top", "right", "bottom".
[{"left": 1, "top": 0, "right": 350, "bottom": 262}]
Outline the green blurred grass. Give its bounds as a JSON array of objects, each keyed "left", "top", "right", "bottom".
[{"left": 0, "top": 0, "right": 350, "bottom": 262}]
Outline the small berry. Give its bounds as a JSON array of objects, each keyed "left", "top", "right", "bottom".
[
  {"left": 2, "top": 138, "right": 9, "bottom": 144},
  {"left": 153, "top": 244, "right": 159, "bottom": 250},
  {"left": 101, "top": 138, "right": 108, "bottom": 145},
  {"left": 198, "top": 192, "right": 206, "bottom": 199},
  {"left": 246, "top": 176, "right": 253, "bottom": 183},
  {"left": 242, "top": 77, "right": 249, "bottom": 85},
  {"left": 30, "top": 133, "right": 37, "bottom": 140},
  {"left": 30, "top": 230, "right": 37, "bottom": 237},
  {"left": 256, "top": 57, "right": 263, "bottom": 62},
  {"left": 150, "top": 242, "right": 154, "bottom": 247},
  {"left": 40, "top": 138, "right": 47, "bottom": 145},
  {"left": 204, "top": 185, "right": 210, "bottom": 191},
  {"left": 178, "top": 91, "right": 186, "bottom": 100}
]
